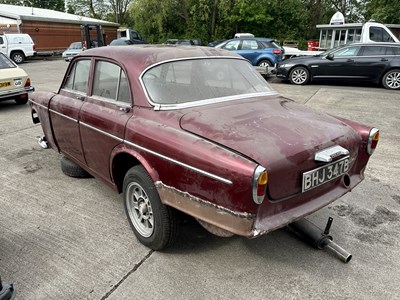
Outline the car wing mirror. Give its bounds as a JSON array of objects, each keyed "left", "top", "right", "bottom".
[{"left": 326, "top": 53, "right": 334, "bottom": 60}]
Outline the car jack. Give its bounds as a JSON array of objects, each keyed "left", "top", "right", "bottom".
[{"left": 288, "top": 217, "right": 352, "bottom": 263}]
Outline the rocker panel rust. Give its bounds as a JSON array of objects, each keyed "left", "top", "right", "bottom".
[{"left": 156, "top": 182, "right": 255, "bottom": 237}]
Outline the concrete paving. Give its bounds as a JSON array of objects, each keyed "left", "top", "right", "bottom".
[{"left": 0, "top": 59, "right": 399, "bottom": 299}]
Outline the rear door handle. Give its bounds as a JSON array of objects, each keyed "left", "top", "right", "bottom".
[
  {"left": 346, "top": 59, "right": 354, "bottom": 62},
  {"left": 76, "top": 95, "right": 85, "bottom": 101},
  {"left": 381, "top": 58, "right": 388, "bottom": 61}
]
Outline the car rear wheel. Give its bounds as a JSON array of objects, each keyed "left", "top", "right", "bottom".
[
  {"left": 382, "top": 69, "right": 400, "bottom": 90},
  {"left": 11, "top": 51, "right": 25, "bottom": 64},
  {"left": 257, "top": 60, "right": 273, "bottom": 67},
  {"left": 14, "top": 94, "right": 28, "bottom": 105},
  {"left": 123, "top": 165, "right": 178, "bottom": 250},
  {"left": 60, "top": 156, "right": 92, "bottom": 178},
  {"left": 289, "top": 66, "right": 310, "bottom": 85}
]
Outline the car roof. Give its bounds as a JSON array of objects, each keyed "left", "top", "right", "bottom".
[
  {"left": 227, "top": 37, "right": 275, "bottom": 42},
  {"left": 80, "top": 45, "right": 241, "bottom": 69},
  {"left": 347, "top": 42, "right": 400, "bottom": 47}
]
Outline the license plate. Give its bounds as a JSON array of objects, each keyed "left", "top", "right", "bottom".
[
  {"left": 0, "top": 81, "right": 11, "bottom": 88},
  {"left": 302, "top": 156, "right": 350, "bottom": 192}
]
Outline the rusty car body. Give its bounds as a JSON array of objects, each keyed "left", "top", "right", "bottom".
[{"left": 28, "top": 45, "right": 379, "bottom": 250}]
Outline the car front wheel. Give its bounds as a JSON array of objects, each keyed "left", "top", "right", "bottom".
[
  {"left": 382, "top": 69, "right": 400, "bottom": 90},
  {"left": 289, "top": 66, "right": 310, "bottom": 85},
  {"left": 123, "top": 165, "right": 178, "bottom": 250}
]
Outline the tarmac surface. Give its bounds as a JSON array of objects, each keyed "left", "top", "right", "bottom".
[{"left": 0, "top": 58, "right": 399, "bottom": 299}]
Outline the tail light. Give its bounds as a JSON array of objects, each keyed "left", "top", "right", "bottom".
[
  {"left": 25, "top": 78, "right": 31, "bottom": 87},
  {"left": 367, "top": 128, "right": 379, "bottom": 155},
  {"left": 33, "top": 44, "right": 36, "bottom": 51},
  {"left": 273, "top": 49, "right": 282, "bottom": 54},
  {"left": 252, "top": 166, "right": 268, "bottom": 204}
]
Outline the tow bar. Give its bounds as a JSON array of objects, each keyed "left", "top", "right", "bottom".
[{"left": 288, "top": 217, "right": 352, "bottom": 263}]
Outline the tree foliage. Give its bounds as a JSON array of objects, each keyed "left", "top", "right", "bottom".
[{"left": 1, "top": 0, "right": 399, "bottom": 44}]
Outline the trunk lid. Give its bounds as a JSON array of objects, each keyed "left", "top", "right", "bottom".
[{"left": 179, "top": 96, "right": 360, "bottom": 200}]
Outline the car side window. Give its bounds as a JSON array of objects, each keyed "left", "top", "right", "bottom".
[
  {"left": 370, "top": 26, "right": 395, "bottom": 43},
  {"left": 241, "top": 40, "right": 259, "bottom": 50},
  {"left": 92, "top": 61, "right": 131, "bottom": 104},
  {"left": 392, "top": 47, "right": 400, "bottom": 55},
  {"left": 0, "top": 37, "right": 3, "bottom": 45},
  {"left": 64, "top": 60, "right": 91, "bottom": 93},
  {"left": 333, "top": 46, "right": 360, "bottom": 57},
  {"left": 222, "top": 40, "right": 240, "bottom": 50},
  {"left": 361, "top": 46, "right": 387, "bottom": 56}
]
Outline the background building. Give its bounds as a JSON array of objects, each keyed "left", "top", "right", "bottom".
[{"left": 0, "top": 4, "right": 119, "bottom": 54}]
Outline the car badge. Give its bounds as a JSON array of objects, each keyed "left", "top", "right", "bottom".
[{"left": 314, "top": 145, "right": 349, "bottom": 162}]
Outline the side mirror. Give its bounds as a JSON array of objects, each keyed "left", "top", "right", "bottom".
[{"left": 326, "top": 53, "right": 334, "bottom": 60}]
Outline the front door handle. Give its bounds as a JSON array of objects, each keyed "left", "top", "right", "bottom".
[
  {"left": 381, "top": 58, "right": 388, "bottom": 62},
  {"left": 76, "top": 95, "right": 85, "bottom": 101},
  {"left": 346, "top": 59, "right": 354, "bottom": 62},
  {"left": 119, "top": 106, "right": 130, "bottom": 113}
]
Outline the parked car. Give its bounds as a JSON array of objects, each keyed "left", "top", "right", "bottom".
[
  {"left": 207, "top": 39, "right": 226, "bottom": 47},
  {"left": 276, "top": 42, "right": 400, "bottom": 90},
  {"left": 62, "top": 42, "right": 83, "bottom": 62},
  {"left": 215, "top": 37, "right": 283, "bottom": 67},
  {"left": 164, "top": 39, "right": 179, "bottom": 45},
  {"left": 110, "top": 38, "right": 134, "bottom": 46},
  {"left": 29, "top": 46, "right": 379, "bottom": 250},
  {"left": 0, "top": 33, "right": 36, "bottom": 64},
  {"left": 0, "top": 52, "right": 34, "bottom": 105}
]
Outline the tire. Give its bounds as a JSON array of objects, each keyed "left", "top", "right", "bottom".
[
  {"left": 14, "top": 94, "right": 28, "bottom": 105},
  {"left": 11, "top": 51, "right": 25, "bottom": 64},
  {"left": 257, "top": 60, "right": 273, "bottom": 67},
  {"left": 60, "top": 156, "right": 92, "bottom": 178},
  {"left": 123, "top": 165, "right": 178, "bottom": 250},
  {"left": 382, "top": 69, "right": 400, "bottom": 90},
  {"left": 289, "top": 66, "right": 310, "bottom": 85}
]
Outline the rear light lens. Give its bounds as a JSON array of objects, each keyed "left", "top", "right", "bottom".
[
  {"left": 25, "top": 78, "right": 31, "bottom": 87},
  {"left": 252, "top": 166, "right": 268, "bottom": 204},
  {"left": 33, "top": 44, "right": 36, "bottom": 51},
  {"left": 273, "top": 49, "right": 282, "bottom": 54},
  {"left": 367, "top": 128, "right": 379, "bottom": 155}
]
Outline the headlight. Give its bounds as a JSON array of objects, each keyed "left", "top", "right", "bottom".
[
  {"left": 367, "top": 128, "right": 379, "bottom": 155},
  {"left": 252, "top": 166, "right": 268, "bottom": 204},
  {"left": 279, "top": 63, "right": 295, "bottom": 68}
]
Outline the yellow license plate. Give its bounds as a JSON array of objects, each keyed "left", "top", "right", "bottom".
[{"left": 0, "top": 81, "right": 11, "bottom": 88}]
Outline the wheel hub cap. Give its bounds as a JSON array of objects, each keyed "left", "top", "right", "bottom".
[{"left": 387, "top": 72, "right": 400, "bottom": 89}]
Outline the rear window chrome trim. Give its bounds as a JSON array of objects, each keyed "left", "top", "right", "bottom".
[{"left": 153, "top": 91, "right": 278, "bottom": 111}]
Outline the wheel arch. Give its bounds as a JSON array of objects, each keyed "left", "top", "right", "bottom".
[
  {"left": 289, "top": 64, "right": 313, "bottom": 82},
  {"left": 256, "top": 57, "right": 273, "bottom": 66},
  {"left": 111, "top": 146, "right": 159, "bottom": 193},
  {"left": 380, "top": 67, "right": 400, "bottom": 82}
]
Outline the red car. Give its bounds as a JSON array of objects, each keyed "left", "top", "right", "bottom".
[{"left": 29, "top": 45, "right": 379, "bottom": 250}]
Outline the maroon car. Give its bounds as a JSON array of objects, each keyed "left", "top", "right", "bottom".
[{"left": 29, "top": 45, "right": 379, "bottom": 250}]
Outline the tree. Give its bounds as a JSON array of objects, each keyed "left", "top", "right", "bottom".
[{"left": 365, "top": 0, "right": 400, "bottom": 24}]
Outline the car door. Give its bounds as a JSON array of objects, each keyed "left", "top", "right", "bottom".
[
  {"left": 49, "top": 59, "right": 91, "bottom": 163},
  {"left": 236, "top": 39, "right": 261, "bottom": 65},
  {"left": 355, "top": 45, "right": 393, "bottom": 80},
  {"left": 312, "top": 45, "right": 361, "bottom": 79},
  {"left": 79, "top": 59, "right": 132, "bottom": 183}
]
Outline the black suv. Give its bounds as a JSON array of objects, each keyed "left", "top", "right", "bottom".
[{"left": 276, "top": 43, "right": 400, "bottom": 90}]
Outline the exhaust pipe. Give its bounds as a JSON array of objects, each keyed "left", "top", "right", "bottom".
[{"left": 288, "top": 217, "right": 352, "bottom": 263}]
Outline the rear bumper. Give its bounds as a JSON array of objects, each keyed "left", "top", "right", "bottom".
[
  {"left": 156, "top": 171, "right": 364, "bottom": 238},
  {"left": 0, "top": 86, "right": 35, "bottom": 100}
]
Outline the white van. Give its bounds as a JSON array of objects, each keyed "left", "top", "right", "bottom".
[{"left": 0, "top": 34, "right": 36, "bottom": 64}]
